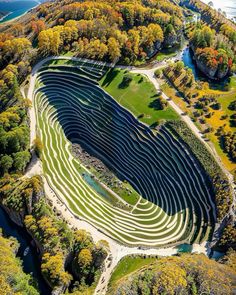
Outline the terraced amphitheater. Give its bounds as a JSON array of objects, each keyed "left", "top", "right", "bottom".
[{"left": 34, "top": 58, "right": 216, "bottom": 246}]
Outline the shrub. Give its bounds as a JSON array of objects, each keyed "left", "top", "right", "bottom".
[
  {"left": 149, "top": 97, "right": 167, "bottom": 110},
  {"left": 228, "top": 100, "right": 236, "bottom": 111},
  {"left": 33, "top": 135, "right": 44, "bottom": 157},
  {"left": 154, "top": 69, "right": 162, "bottom": 78},
  {"left": 118, "top": 74, "right": 133, "bottom": 88}
]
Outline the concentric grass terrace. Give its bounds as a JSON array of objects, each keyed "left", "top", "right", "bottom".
[{"left": 34, "top": 58, "right": 216, "bottom": 246}]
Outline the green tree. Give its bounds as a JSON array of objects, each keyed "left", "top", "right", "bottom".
[
  {"left": 77, "top": 248, "right": 93, "bottom": 269},
  {"left": 33, "top": 136, "right": 43, "bottom": 158},
  {"left": 0, "top": 155, "right": 13, "bottom": 174},
  {"left": 0, "top": 232, "right": 39, "bottom": 294},
  {"left": 13, "top": 151, "right": 31, "bottom": 171},
  {"left": 154, "top": 69, "right": 162, "bottom": 78},
  {"left": 107, "top": 37, "right": 121, "bottom": 62},
  {"left": 119, "top": 73, "right": 133, "bottom": 88},
  {"left": 175, "top": 61, "right": 184, "bottom": 74}
]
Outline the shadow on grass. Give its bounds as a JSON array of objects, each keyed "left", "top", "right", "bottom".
[
  {"left": 138, "top": 77, "right": 144, "bottom": 84},
  {"left": 151, "top": 94, "right": 159, "bottom": 98},
  {"left": 101, "top": 68, "right": 120, "bottom": 87},
  {"left": 118, "top": 74, "right": 133, "bottom": 89},
  {"left": 148, "top": 98, "right": 164, "bottom": 110},
  {"left": 38, "top": 69, "right": 216, "bottom": 224},
  {"left": 150, "top": 121, "right": 159, "bottom": 129}
]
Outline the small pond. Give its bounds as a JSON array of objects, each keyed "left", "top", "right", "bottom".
[
  {"left": 82, "top": 172, "right": 116, "bottom": 204},
  {"left": 176, "top": 243, "right": 193, "bottom": 253}
]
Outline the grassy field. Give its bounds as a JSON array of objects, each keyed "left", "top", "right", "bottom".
[
  {"left": 206, "top": 80, "right": 236, "bottom": 173},
  {"left": 100, "top": 68, "right": 180, "bottom": 126},
  {"left": 161, "top": 82, "right": 189, "bottom": 113},
  {"left": 109, "top": 256, "right": 157, "bottom": 285}
]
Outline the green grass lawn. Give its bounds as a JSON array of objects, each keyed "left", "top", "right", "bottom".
[
  {"left": 228, "top": 76, "right": 236, "bottom": 88},
  {"left": 100, "top": 68, "right": 180, "bottom": 126},
  {"left": 62, "top": 51, "right": 74, "bottom": 57},
  {"left": 109, "top": 256, "right": 157, "bottom": 285},
  {"left": 45, "top": 58, "right": 86, "bottom": 66},
  {"left": 155, "top": 52, "right": 176, "bottom": 62}
]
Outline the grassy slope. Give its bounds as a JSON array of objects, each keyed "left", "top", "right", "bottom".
[
  {"left": 100, "top": 68, "right": 180, "bottom": 126},
  {"left": 35, "top": 62, "right": 212, "bottom": 244},
  {"left": 35, "top": 70, "right": 184, "bottom": 244},
  {"left": 109, "top": 256, "right": 158, "bottom": 285}
]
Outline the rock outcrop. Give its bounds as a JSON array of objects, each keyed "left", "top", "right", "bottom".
[{"left": 191, "top": 46, "right": 230, "bottom": 80}]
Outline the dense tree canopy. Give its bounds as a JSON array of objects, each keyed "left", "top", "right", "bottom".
[
  {"left": 3, "top": 0, "right": 179, "bottom": 64},
  {"left": 0, "top": 174, "right": 108, "bottom": 291},
  {"left": 0, "top": 42, "right": 31, "bottom": 176},
  {"left": 190, "top": 24, "right": 235, "bottom": 78},
  {"left": 0, "top": 105, "right": 30, "bottom": 175}
]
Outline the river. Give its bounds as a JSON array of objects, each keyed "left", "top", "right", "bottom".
[
  {"left": 0, "top": 206, "right": 51, "bottom": 294},
  {"left": 0, "top": 0, "right": 40, "bottom": 23}
]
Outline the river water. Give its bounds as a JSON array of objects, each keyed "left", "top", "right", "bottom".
[
  {"left": 0, "top": 0, "right": 40, "bottom": 23},
  {"left": 0, "top": 206, "right": 51, "bottom": 294},
  {"left": 201, "top": 0, "right": 236, "bottom": 19}
]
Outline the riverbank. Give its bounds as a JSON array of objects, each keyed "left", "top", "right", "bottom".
[
  {"left": 0, "top": 205, "right": 51, "bottom": 294},
  {"left": 0, "top": 0, "right": 40, "bottom": 24},
  {"left": 0, "top": 12, "right": 12, "bottom": 22}
]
